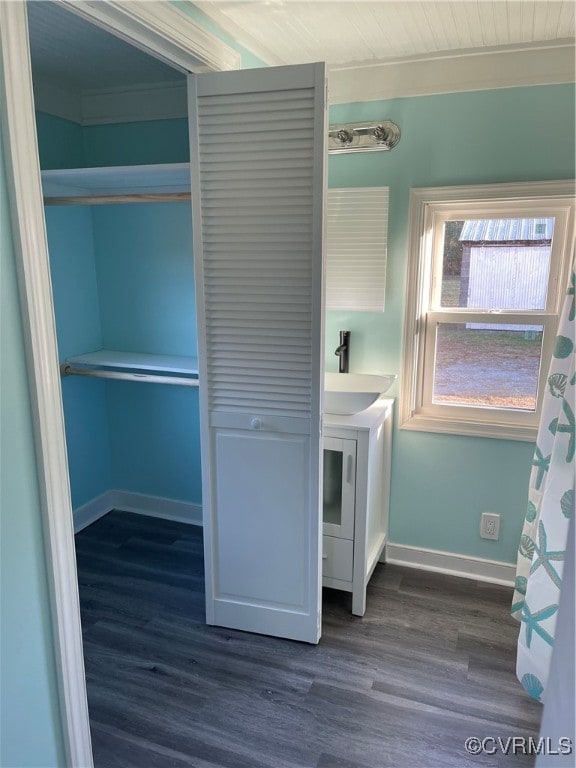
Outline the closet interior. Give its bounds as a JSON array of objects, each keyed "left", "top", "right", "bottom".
[
  {"left": 31, "top": 3, "right": 330, "bottom": 647},
  {"left": 29, "top": 2, "right": 204, "bottom": 525}
]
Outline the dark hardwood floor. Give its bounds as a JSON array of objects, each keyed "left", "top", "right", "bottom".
[{"left": 75, "top": 511, "right": 541, "bottom": 768}]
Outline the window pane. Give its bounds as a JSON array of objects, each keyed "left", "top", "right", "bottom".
[
  {"left": 440, "top": 218, "right": 554, "bottom": 309},
  {"left": 323, "top": 449, "right": 343, "bottom": 526},
  {"left": 432, "top": 323, "right": 544, "bottom": 411}
]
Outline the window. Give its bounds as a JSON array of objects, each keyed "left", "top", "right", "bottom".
[{"left": 401, "top": 181, "right": 575, "bottom": 441}]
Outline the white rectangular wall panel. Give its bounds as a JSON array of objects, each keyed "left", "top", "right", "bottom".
[
  {"left": 189, "top": 63, "right": 326, "bottom": 643},
  {"left": 326, "top": 187, "right": 389, "bottom": 311}
]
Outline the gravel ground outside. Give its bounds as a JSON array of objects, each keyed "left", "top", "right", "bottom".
[{"left": 433, "top": 327, "right": 542, "bottom": 410}]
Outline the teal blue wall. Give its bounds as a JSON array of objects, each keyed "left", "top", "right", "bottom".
[
  {"left": 45, "top": 206, "right": 112, "bottom": 510},
  {"left": 46, "top": 208, "right": 101, "bottom": 356},
  {"left": 107, "top": 384, "right": 202, "bottom": 501},
  {"left": 36, "top": 112, "right": 189, "bottom": 168},
  {"left": 35, "top": 111, "right": 84, "bottom": 169},
  {"left": 93, "top": 204, "right": 196, "bottom": 355},
  {"left": 83, "top": 119, "right": 189, "bottom": 167},
  {"left": 93, "top": 203, "right": 201, "bottom": 504},
  {"left": 327, "top": 84, "right": 575, "bottom": 563},
  {"left": 0, "top": 107, "right": 65, "bottom": 767}
]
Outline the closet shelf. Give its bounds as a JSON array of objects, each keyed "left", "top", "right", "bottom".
[
  {"left": 61, "top": 350, "right": 199, "bottom": 386},
  {"left": 42, "top": 163, "right": 191, "bottom": 204}
]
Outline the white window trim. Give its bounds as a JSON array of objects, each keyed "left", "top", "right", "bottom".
[{"left": 400, "top": 180, "right": 576, "bottom": 442}]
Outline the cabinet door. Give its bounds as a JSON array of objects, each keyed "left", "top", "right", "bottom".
[
  {"left": 189, "top": 64, "right": 326, "bottom": 644},
  {"left": 323, "top": 436, "right": 356, "bottom": 540}
]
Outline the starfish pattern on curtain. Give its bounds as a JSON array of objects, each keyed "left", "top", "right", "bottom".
[{"left": 512, "top": 263, "right": 575, "bottom": 701}]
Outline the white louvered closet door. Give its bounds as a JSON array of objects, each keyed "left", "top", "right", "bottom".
[{"left": 189, "top": 64, "right": 326, "bottom": 643}]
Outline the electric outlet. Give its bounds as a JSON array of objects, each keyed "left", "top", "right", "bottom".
[{"left": 480, "top": 512, "right": 500, "bottom": 540}]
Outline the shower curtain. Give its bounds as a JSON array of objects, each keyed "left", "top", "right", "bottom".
[{"left": 512, "top": 261, "right": 575, "bottom": 702}]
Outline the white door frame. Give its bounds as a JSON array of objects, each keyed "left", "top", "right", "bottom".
[{"left": 0, "top": 3, "right": 239, "bottom": 765}]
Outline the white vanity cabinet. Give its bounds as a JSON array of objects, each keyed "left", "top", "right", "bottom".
[{"left": 322, "top": 398, "right": 393, "bottom": 616}]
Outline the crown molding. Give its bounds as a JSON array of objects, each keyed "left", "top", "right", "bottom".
[
  {"left": 80, "top": 80, "right": 188, "bottom": 125},
  {"left": 35, "top": 79, "right": 188, "bottom": 126},
  {"left": 190, "top": 1, "right": 283, "bottom": 67},
  {"left": 329, "top": 40, "right": 576, "bottom": 104}
]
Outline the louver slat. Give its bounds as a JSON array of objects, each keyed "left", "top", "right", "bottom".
[
  {"left": 326, "top": 188, "right": 389, "bottom": 311},
  {"left": 196, "top": 87, "right": 318, "bottom": 418}
]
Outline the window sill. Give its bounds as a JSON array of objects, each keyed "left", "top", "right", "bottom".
[{"left": 399, "top": 412, "right": 537, "bottom": 442}]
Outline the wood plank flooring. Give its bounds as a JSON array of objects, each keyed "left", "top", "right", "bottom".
[{"left": 76, "top": 511, "right": 541, "bottom": 768}]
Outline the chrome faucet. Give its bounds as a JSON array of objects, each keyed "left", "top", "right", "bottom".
[{"left": 335, "top": 330, "right": 350, "bottom": 373}]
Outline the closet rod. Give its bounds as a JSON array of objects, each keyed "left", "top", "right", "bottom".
[
  {"left": 45, "top": 192, "right": 192, "bottom": 206},
  {"left": 60, "top": 363, "right": 199, "bottom": 387}
]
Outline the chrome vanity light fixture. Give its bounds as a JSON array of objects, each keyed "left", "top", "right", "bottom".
[{"left": 328, "top": 120, "right": 401, "bottom": 154}]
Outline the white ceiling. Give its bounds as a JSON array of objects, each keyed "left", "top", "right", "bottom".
[
  {"left": 27, "top": 1, "right": 184, "bottom": 92},
  {"left": 26, "top": 0, "right": 575, "bottom": 123},
  {"left": 195, "top": 0, "right": 576, "bottom": 68},
  {"left": 28, "top": 0, "right": 575, "bottom": 93}
]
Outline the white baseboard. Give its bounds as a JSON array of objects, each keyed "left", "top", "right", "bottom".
[
  {"left": 73, "top": 489, "right": 202, "bottom": 532},
  {"left": 384, "top": 542, "right": 516, "bottom": 587},
  {"left": 74, "top": 500, "right": 514, "bottom": 586},
  {"left": 73, "top": 491, "right": 116, "bottom": 533},
  {"left": 110, "top": 490, "right": 202, "bottom": 527}
]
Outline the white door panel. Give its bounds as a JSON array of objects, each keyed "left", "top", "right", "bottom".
[
  {"left": 189, "top": 63, "right": 326, "bottom": 643},
  {"left": 214, "top": 430, "right": 310, "bottom": 607}
]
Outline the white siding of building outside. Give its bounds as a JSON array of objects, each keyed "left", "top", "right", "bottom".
[{"left": 467, "top": 245, "right": 551, "bottom": 331}]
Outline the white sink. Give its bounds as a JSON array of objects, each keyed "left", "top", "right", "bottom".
[{"left": 324, "top": 372, "right": 397, "bottom": 415}]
